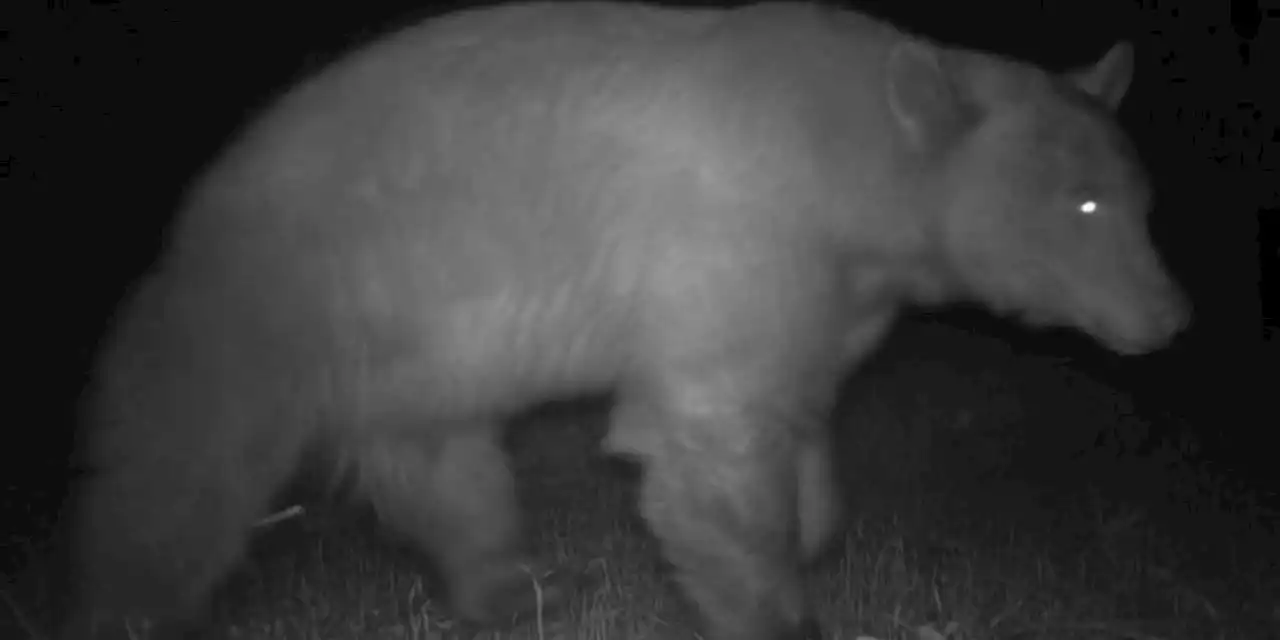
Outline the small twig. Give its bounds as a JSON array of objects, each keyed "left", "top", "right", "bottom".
[
  {"left": 520, "top": 563, "right": 545, "bottom": 640},
  {"left": 0, "top": 588, "right": 43, "bottom": 639},
  {"left": 253, "top": 505, "right": 306, "bottom": 528}
]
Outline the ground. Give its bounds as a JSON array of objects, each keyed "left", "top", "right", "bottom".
[{"left": 2, "top": 323, "right": 1275, "bottom": 640}]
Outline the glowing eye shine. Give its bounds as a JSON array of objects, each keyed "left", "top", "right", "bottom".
[{"left": 1079, "top": 200, "right": 1099, "bottom": 215}]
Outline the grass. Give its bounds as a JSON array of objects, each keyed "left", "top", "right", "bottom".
[{"left": 3, "top": 324, "right": 1276, "bottom": 639}]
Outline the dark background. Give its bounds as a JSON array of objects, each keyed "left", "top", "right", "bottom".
[{"left": 6, "top": 0, "right": 1275, "bottom": 552}]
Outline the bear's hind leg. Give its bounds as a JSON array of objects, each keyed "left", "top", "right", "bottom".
[
  {"left": 63, "top": 422, "right": 306, "bottom": 639},
  {"left": 352, "top": 427, "right": 570, "bottom": 626}
]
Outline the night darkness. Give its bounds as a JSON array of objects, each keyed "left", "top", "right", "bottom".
[{"left": 6, "top": 1, "right": 1276, "bottom": 639}]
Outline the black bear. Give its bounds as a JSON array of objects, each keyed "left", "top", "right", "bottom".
[{"left": 63, "top": 3, "right": 1188, "bottom": 639}]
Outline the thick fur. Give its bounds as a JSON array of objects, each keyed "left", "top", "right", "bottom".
[{"left": 62, "top": 3, "right": 1187, "bottom": 640}]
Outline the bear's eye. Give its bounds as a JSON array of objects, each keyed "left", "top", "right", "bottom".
[{"left": 1066, "top": 184, "right": 1106, "bottom": 217}]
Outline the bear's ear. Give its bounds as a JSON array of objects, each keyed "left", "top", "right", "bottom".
[
  {"left": 886, "top": 40, "right": 972, "bottom": 150},
  {"left": 1068, "top": 42, "right": 1134, "bottom": 111}
]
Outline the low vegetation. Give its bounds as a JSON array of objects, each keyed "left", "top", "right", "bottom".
[{"left": 4, "top": 324, "right": 1274, "bottom": 639}]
